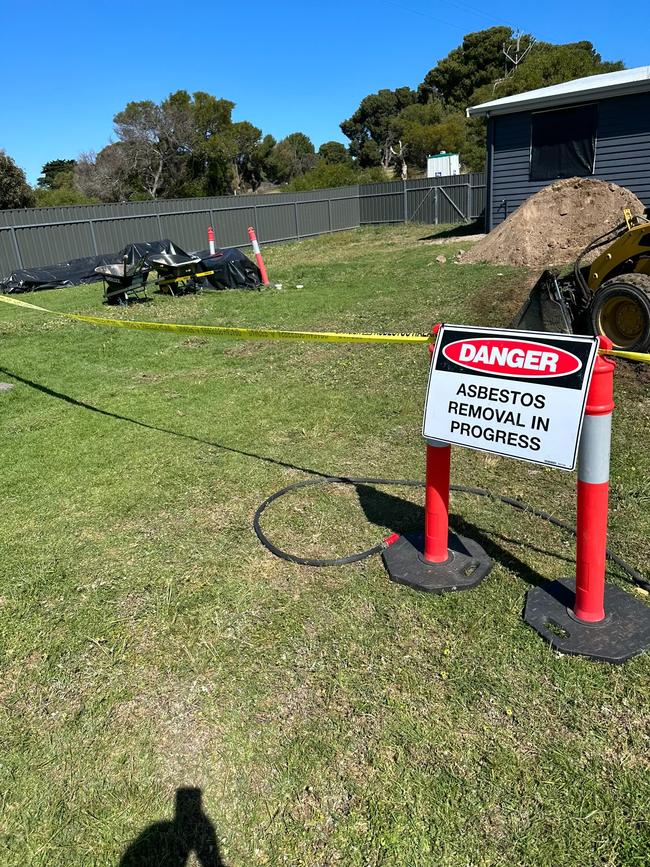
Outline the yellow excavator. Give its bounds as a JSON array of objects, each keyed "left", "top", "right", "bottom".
[{"left": 514, "top": 209, "right": 650, "bottom": 352}]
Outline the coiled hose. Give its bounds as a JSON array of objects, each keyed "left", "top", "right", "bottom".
[{"left": 253, "top": 476, "right": 650, "bottom": 591}]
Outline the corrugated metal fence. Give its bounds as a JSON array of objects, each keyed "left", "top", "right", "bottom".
[
  {"left": 359, "top": 173, "right": 485, "bottom": 226},
  {"left": 0, "top": 174, "right": 485, "bottom": 276}
]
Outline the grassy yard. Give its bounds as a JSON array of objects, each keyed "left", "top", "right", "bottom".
[{"left": 1, "top": 224, "right": 649, "bottom": 866}]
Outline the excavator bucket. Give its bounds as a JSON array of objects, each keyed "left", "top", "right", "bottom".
[{"left": 511, "top": 270, "right": 575, "bottom": 334}]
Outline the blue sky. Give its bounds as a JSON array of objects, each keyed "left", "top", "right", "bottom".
[{"left": 3, "top": 1, "right": 645, "bottom": 184}]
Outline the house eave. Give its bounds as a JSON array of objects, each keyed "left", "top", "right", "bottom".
[{"left": 466, "top": 79, "right": 650, "bottom": 119}]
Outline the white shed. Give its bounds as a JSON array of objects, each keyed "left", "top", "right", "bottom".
[{"left": 427, "top": 152, "right": 460, "bottom": 177}]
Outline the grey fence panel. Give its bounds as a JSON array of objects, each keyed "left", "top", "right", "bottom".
[
  {"left": 330, "top": 194, "right": 360, "bottom": 231},
  {"left": 296, "top": 200, "right": 330, "bottom": 238},
  {"left": 359, "top": 181, "right": 405, "bottom": 224},
  {"left": 0, "top": 177, "right": 484, "bottom": 279},
  {"left": 14, "top": 221, "right": 96, "bottom": 268},
  {"left": 93, "top": 215, "right": 161, "bottom": 253},
  {"left": 256, "top": 201, "right": 297, "bottom": 243},
  {"left": 0, "top": 229, "right": 21, "bottom": 273},
  {"left": 469, "top": 177, "right": 486, "bottom": 220},
  {"left": 437, "top": 184, "right": 470, "bottom": 224},
  {"left": 159, "top": 210, "right": 212, "bottom": 252},
  {"left": 359, "top": 175, "right": 486, "bottom": 225},
  {"left": 407, "top": 185, "right": 437, "bottom": 224},
  {"left": 210, "top": 206, "right": 257, "bottom": 248}
]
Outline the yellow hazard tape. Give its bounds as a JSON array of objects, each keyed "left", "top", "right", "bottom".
[
  {"left": 157, "top": 269, "right": 215, "bottom": 286},
  {"left": 0, "top": 294, "right": 429, "bottom": 345},
  {"left": 600, "top": 348, "right": 650, "bottom": 363},
  {"left": 2, "top": 293, "right": 650, "bottom": 360}
]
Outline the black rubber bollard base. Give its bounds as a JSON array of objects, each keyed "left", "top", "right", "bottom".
[
  {"left": 524, "top": 578, "right": 650, "bottom": 663},
  {"left": 382, "top": 531, "right": 492, "bottom": 593}
]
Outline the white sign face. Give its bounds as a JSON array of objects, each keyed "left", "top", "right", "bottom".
[{"left": 423, "top": 325, "right": 599, "bottom": 470}]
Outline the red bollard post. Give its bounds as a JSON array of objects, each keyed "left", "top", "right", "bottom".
[
  {"left": 382, "top": 322, "right": 492, "bottom": 592},
  {"left": 247, "top": 226, "right": 270, "bottom": 285},
  {"left": 424, "top": 441, "right": 451, "bottom": 563},
  {"left": 524, "top": 333, "right": 650, "bottom": 662},
  {"left": 207, "top": 226, "right": 216, "bottom": 255},
  {"left": 573, "top": 335, "right": 615, "bottom": 622},
  {"left": 424, "top": 323, "right": 451, "bottom": 563}
]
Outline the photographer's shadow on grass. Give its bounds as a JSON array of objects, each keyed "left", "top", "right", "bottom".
[{"left": 119, "top": 787, "right": 225, "bottom": 867}]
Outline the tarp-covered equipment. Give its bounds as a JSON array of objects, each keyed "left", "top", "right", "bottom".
[
  {"left": 1, "top": 238, "right": 262, "bottom": 295},
  {"left": 0, "top": 239, "right": 181, "bottom": 294},
  {"left": 195, "top": 248, "right": 262, "bottom": 290}
]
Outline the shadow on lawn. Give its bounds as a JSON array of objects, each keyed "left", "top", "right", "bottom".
[
  {"left": 119, "top": 787, "right": 225, "bottom": 867},
  {"left": 3, "top": 366, "right": 564, "bottom": 581},
  {"left": 418, "top": 221, "right": 484, "bottom": 241},
  {"left": 0, "top": 366, "right": 330, "bottom": 479},
  {"left": 356, "top": 483, "right": 549, "bottom": 587}
]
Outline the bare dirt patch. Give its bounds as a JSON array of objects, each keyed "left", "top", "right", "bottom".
[
  {"left": 461, "top": 178, "right": 645, "bottom": 269},
  {"left": 423, "top": 233, "right": 485, "bottom": 246}
]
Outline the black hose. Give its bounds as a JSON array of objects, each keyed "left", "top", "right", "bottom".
[{"left": 253, "top": 476, "right": 650, "bottom": 591}]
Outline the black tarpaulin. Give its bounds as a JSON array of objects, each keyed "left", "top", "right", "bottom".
[
  {"left": 195, "top": 248, "right": 261, "bottom": 289},
  {"left": 0, "top": 239, "right": 184, "bottom": 294},
  {"left": 530, "top": 104, "right": 597, "bottom": 182},
  {"left": 1, "top": 240, "right": 261, "bottom": 294}
]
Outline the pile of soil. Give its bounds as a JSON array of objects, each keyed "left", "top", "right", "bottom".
[{"left": 461, "top": 178, "right": 646, "bottom": 269}]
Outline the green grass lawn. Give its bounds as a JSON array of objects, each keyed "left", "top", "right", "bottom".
[{"left": 1, "top": 224, "right": 649, "bottom": 866}]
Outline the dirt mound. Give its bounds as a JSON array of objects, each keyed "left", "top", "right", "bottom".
[{"left": 461, "top": 178, "right": 645, "bottom": 269}]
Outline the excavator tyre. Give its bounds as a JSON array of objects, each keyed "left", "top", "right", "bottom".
[
  {"left": 511, "top": 270, "right": 574, "bottom": 334},
  {"left": 589, "top": 273, "right": 650, "bottom": 353}
]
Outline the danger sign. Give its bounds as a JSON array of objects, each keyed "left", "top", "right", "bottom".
[{"left": 423, "top": 325, "right": 599, "bottom": 470}]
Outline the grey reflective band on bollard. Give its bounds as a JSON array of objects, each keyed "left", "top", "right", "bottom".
[
  {"left": 425, "top": 438, "right": 448, "bottom": 449},
  {"left": 578, "top": 413, "right": 612, "bottom": 485}
]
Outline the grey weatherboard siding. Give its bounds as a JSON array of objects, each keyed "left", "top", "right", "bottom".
[{"left": 487, "top": 90, "right": 650, "bottom": 230}]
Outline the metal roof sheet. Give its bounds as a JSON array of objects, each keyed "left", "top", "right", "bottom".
[{"left": 466, "top": 65, "right": 650, "bottom": 117}]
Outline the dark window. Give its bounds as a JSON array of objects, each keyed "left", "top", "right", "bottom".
[{"left": 530, "top": 104, "right": 597, "bottom": 181}]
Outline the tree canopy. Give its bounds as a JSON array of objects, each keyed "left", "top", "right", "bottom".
[
  {"left": 72, "top": 92, "right": 326, "bottom": 202},
  {"left": 0, "top": 151, "right": 35, "bottom": 209},
  {"left": 341, "top": 87, "right": 417, "bottom": 170},
  {"left": 37, "top": 159, "right": 77, "bottom": 189},
  {"left": 341, "top": 28, "right": 623, "bottom": 175},
  {"left": 0, "top": 28, "right": 627, "bottom": 209}
]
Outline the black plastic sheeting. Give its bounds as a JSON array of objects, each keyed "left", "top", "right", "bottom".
[
  {"left": 530, "top": 104, "right": 597, "bottom": 182},
  {"left": 194, "top": 248, "right": 261, "bottom": 290},
  {"left": 0, "top": 239, "right": 260, "bottom": 293},
  {"left": 0, "top": 239, "right": 178, "bottom": 294},
  {"left": 1, "top": 252, "right": 117, "bottom": 293}
]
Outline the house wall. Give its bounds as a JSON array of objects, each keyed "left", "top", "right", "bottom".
[{"left": 488, "top": 91, "right": 650, "bottom": 230}]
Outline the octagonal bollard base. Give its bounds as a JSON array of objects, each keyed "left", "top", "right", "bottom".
[
  {"left": 382, "top": 531, "right": 492, "bottom": 593},
  {"left": 524, "top": 578, "right": 650, "bottom": 663}
]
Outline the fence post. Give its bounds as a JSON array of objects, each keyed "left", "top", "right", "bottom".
[
  {"left": 434, "top": 186, "right": 439, "bottom": 225},
  {"left": 294, "top": 202, "right": 300, "bottom": 240},
  {"left": 156, "top": 213, "right": 163, "bottom": 241},
  {"left": 327, "top": 197, "right": 332, "bottom": 232},
  {"left": 403, "top": 179, "right": 408, "bottom": 223}
]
